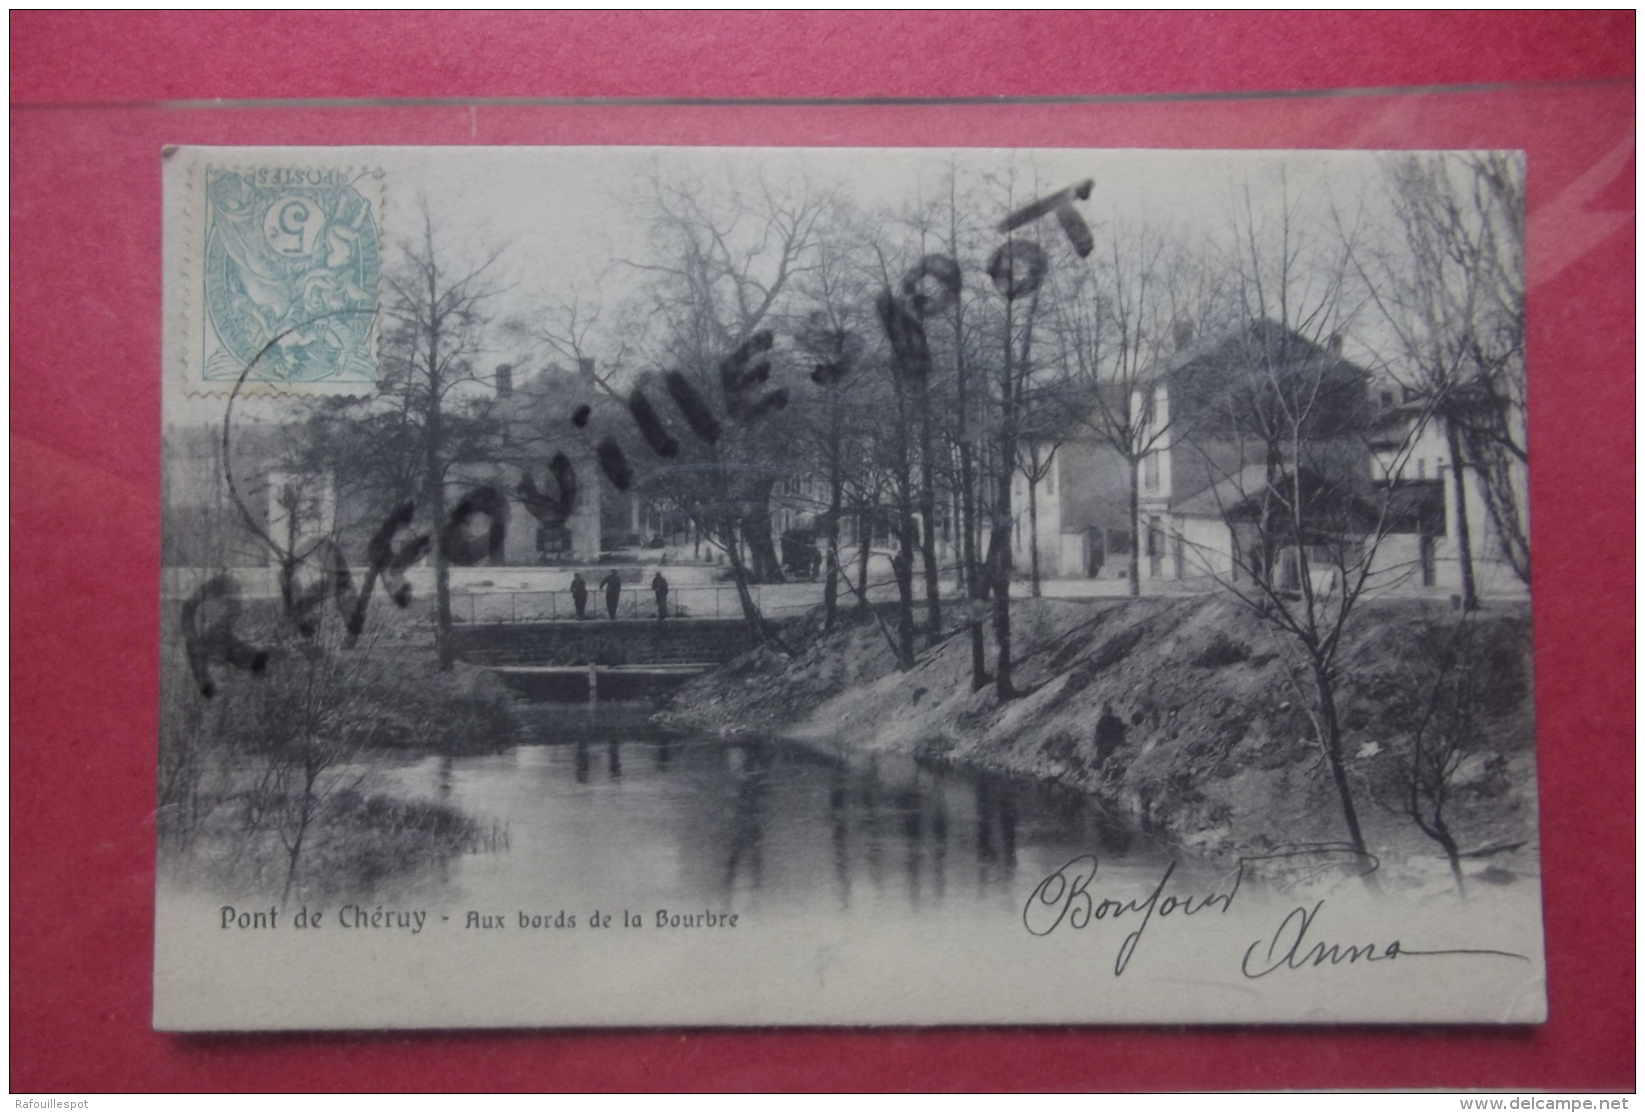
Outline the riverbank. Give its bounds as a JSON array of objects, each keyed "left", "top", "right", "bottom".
[
  {"left": 157, "top": 601, "right": 524, "bottom": 900},
  {"left": 657, "top": 594, "right": 1540, "bottom": 887}
]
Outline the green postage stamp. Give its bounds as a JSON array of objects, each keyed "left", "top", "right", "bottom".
[{"left": 183, "top": 158, "right": 382, "bottom": 392}]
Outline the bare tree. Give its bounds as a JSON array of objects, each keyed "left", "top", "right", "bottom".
[
  {"left": 1361, "top": 152, "right": 1529, "bottom": 600},
  {"left": 886, "top": 203, "right": 961, "bottom": 641},
  {"left": 235, "top": 207, "right": 504, "bottom": 671},
  {"left": 1015, "top": 405, "right": 1060, "bottom": 598},
  {"left": 875, "top": 286, "right": 926, "bottom": 668},
  {"left": 969, "top": 167, "right": 1097, "bottom": 699},
  {"left": 795, "top": 316, "right": 859, "bottom": 633},
  {"left": 984, "top": 269, "right": 1041, "bottom": 699},
  {"left": 609, "top": 165, "right": 838, "bottom": 647},
  {"left": 1049, "top": 221, "right": 1230, "bottom": 596},
  {"left": 376, "top": 209, "right": 506, "bottom": 669},
  {"left": 790, "top": 206, "right": 881, "bottom": 633},
  {"left": 939, "top": 171, "right": 991, "bottom": 690},
  {"left": 1178, "top": 175, "right": 1402, "bottom": 885},
  {"left": 1374, "top": 615, "right": 1510, "bottom": 898},
  {"left": 250, "top": 622, "right": 386, "bottom": 901}
]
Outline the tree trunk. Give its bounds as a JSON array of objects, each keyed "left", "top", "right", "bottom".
[
  {"left": 893, "top": 389, "right": 917, "bottom": 669},
  {"left": 433, "top": 534, "right": 454, "bottom": 669},
  {"left": 722, "top": 519, "right": 778, "bottom": 649},
  {"left": 894, "top": 543, "right": 915, "bottom": 668},
  {"left": 1127, "top": 457, "right": 1143, "bottom": 597},
  {"left": 855, "top": 511, "right": 872, "bottom": 611},
  {"left": 989, "top": 507, "right": 1015, "bottom": 698},
  {"left": 1445, "top": 419, "right": 1478, "bottom": 611},
  {"left": 1433, "top": 818, "right": 1466, "bottom": 900},
  {"left": 425, "top": 329, "right": 454, "bottom": 671},
  {"left": 954, "top": 301, "right": 988, "bottom": 691},
  {"left": 282, "top": 761, "right": 320, "bottom": 904},
  {"left": 742, "top": 477, "right": 784, "bottom": 584},
  {"left": 1028, "top": 466, "right": 1042, "bottom": 598},
  {"left": 950, "top": 178, "right": 987, "bottom": 690},
  {"left": 823, "top": 461, "right": 842, "bottom": 633},
  {"left": 917, "top": 377, "right": 942, "bottom": 639},
  {"left": 1311, "top": 659, "right": 1379, "bottom": 894},
  {"left": 822, "top": 390, "right": 844, "bottom": 631},
  {"left": 991, "top": 298, "right": 1020, "bottom": 701}
]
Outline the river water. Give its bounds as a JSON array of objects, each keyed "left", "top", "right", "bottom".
[
  {"left": 158, "top": 705, "right": 1549, "bottom": 1028},
  {"left": 365, "top": 704, "right": 1179, "bottom": 924}
]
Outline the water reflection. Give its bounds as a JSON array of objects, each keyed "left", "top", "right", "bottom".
[
  {"left": 829, "top": 761, "right": 851, "bottom": 905},
  {"left": 368, "top": 707, "right": 1157, "bottom": 920},
  {"left": 725, "top": 740, "right": 771, "bottom": 891}
]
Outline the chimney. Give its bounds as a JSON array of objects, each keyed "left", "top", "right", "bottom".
[
  {"left": 1327, "top": 333, "right": 1344, "bottom": 355},
  {"left": 1172, "top": 319, "right": 1195, "bottom": 352},
  {"left": 494, "top": 363, "right": 513, "bottom": 395},
  {"left": 578, "top": 357, "right": 596, "bottom": 380}
]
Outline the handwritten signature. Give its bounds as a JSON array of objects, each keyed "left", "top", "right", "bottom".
[
  {"left": 1240, "top": 900, "right": 1531, "bottom": 979},
  {"left": 1023, "top": 853, "right": 1530, "bottom": 978}
]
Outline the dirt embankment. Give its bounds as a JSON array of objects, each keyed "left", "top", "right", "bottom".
[{"left": 659, "top": 594, "right": 1538, "bottom": 869}]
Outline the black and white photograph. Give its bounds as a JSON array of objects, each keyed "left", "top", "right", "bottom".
[{"left": 156, "top": 145, "right": 1543, "bottom": 1029}]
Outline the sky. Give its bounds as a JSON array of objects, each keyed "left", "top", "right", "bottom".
[
  {"left": 379, "top": 143, "right": 1396, "bottom": 291},
  {"left": 165, "top": 144, "right": 1485, "bottom": 427},
  {"left": 375, "top": 144, "right": 1415, "bottom": 370}
]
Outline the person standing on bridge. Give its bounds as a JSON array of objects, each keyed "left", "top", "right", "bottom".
[
  {"left": 599, "top": 570, "right": 622, "bottom": 620},
  {"left": 651, "top": 571, "right": 669, "bottom": 619},
  {"left": 570, "top": 572, "right": 589, "bottom": 620}
]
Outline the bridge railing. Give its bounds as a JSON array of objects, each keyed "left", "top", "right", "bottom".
[{"left": 451, "top": 584, "right": 826, "bottom": 624}]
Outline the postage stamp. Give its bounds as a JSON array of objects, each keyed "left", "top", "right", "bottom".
[
  {"left": 157, "top": 145, "right": 1544, "bottom": 1030},
  {"left": 179, "top": 156, "right": 382, "bottom": 393}
]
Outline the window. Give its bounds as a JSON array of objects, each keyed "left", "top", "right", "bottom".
[
  {"left": 1417, "top": 458, "right": 1426, "bottom": 480},
  {"left": 1143, "top": 452, "right": 1160, "bottom": 491},
  {"left": 1046, "top": 466, "right": 1055, "bottom": 496}
]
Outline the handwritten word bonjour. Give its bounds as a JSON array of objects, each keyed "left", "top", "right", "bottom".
[{"left": 1023, "top": 854, "right": 1239, "bottom": 976}]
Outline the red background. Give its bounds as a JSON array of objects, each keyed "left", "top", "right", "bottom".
[{"left": 10, "top": 11, "right": 1634, "bottom": 1093}]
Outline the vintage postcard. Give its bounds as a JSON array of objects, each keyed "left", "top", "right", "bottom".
[{"left": 156, "top": 145, "right": 1544, "bottom": 1029}]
